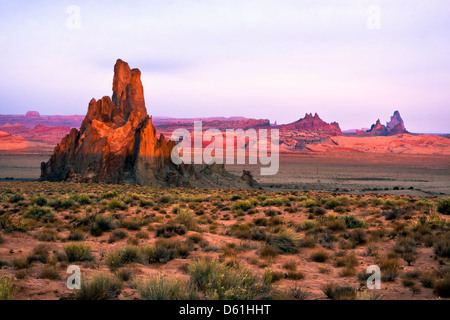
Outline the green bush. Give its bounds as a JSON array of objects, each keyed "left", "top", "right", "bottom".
[
  {"left": 31, "top": 194, "right": 48, "bottom": 206},
  {"left": 338, "top": 215, "right": 367, "bottom": 229},
  {"left": 434, "top": 235, "right": 450, "bottom": 258},
  {"left": 64, "top": 243, "right": 92, "bottom": 262},
  {"left": 105, "top": 246, "right": 140, "bottom": 270},
  {"left": 108, "top": 198, "right": 126, "bottom": 210},
  {"left": 75, "top": 273, "right": 121, "bottom": 300},
  {"left": 90, "top": 215, "right": 114, "bottom": 236},
  {"left": 231, "top": 200, "right": 255, "bottom": 214},
  {"left": 0, "top": 276, "right": 19, "bottom": 300},
  {"left": 135, "top": 275, "right": 198, "bottom": 300},
  {"left": 266, "top": 228, "right": 300, "bottom": 253},
  {"left": 188, "top": 258, "right": 266, "bottom": 300},
  {"left": 25, "top": 205, "right": 54, "bottom": 220},
  {"left": 437, "top": 198, "right": 450, "bottom": 215}
]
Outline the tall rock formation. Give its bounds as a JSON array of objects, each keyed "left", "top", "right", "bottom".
[
  {"left": 357, "top": 110, "right": 408, "bottom": 136},
  {"left": 40, "top": 59, "right": 257, "bottom": 188}
]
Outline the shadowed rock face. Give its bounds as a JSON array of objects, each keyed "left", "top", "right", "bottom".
[{"left": 41, "top": 59, "right": 257, "bottom": 188}]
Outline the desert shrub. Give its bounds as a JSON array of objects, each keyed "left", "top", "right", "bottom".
[
  {"left": 260, "top": 245, "right": 279, "bottom": 258},
  {"left": 263, "top": 197, "right": 286, "bottom": 207},
  {"left": 28, "top": 244, "right": 49, "bottom": 263},
  {"left": 115, "top": 268, "right": 133, "bottom": 282},
  {"left": 175, "top": 210, "right": 197, "bottom": 230},
  {"left": 262, "top": 268, "right": 284, "bottom": 284},
  {"left": 108, "top": 198, "right": 126, "bottom": 211},
  {"left": 437, "top": 198, "right": 450, "bottom": 215},
  {"left": 283, "top": 260, "right": 297, "bottom": 271},
  {"left": 250, "top": 227, "right": 267, "bottom": 241},
  {"left": 31, "top": 194, "right": 48, "bottom": 206},
  {"left": 286, "top": 285, "right": 309, "bottom": 300},
  {"left": 76, "top": 194, "right": 92, "bottom": 205},
  {"left": 135, "top": 275, "right": 198, "bottom": 300},
  {"left": 75, "top": 273, "right": 121, "bottom": 300},
  {"left": 302, "top": 200, "right": 317, "bottom": 208},
  {"left": 253, "top": 217, "right": 268, "bottom": 226},
  {"left": 419, "top": 272, "right": 435, "bottom": 288},
  {"left": 324, "top": 199, "right": 339, "bottom": 210},
  {"left": 335, "top": 253, "right": 358, "bottom": 268},
  {"left": 310, "top": 249, "right": 329, "bottom": 263},
  {"left": 36, "top": 228, "right": 58, "bottom": 242},
  {"left": 434, "top": 235, "right": 450, "bottom": 258},
  {"left": 105, "top": 246, "right": 140, "bottom": 270},
  {"left": 231, "top": 200, "right": 255, "bottom": 214},
  {"left": 434, "top": 278, "right": 450, "bottom": 298},
  {"left": 25, "top": 205, "right": 54, "bottom": 220},
  {"left": 89, "top": 214, "right": 114, "bottom": 236},
  {"left": 188, "top": 233, "right": 204, "bottom": 244},
  {"left": 312, "top": 207, "right": 326, "bottom": 216},
  {"left": 301, "top": 220, "right": 318, "bottom": 230},
  {"left": 188, "top": 258, "right": 266, "bottom": 300},
  {"left": 322, "top": 283, "right": 357, "bottom": 300},
  {"left": 268, "top": 215, "right": 284, "bottom": 226},
  {"left": 0, "top": 276, "right": 19, "bottom": 300},
  {"left": 68, "top": 229, "right": 85, "bottom": 241},
  {"left": 155, "top": 223, "right": 186, "bottom": 238},
  {"left": 229, "top": 224, "right": 252, "bottom": 239},
  {"left": 108, "top": 230, "right": 128, "bottom": 243},
  {"left": 120, "top": 217, "right": 145, "bottom": 230},
  {"left": 378, "top": 256, "right": 401, "bottom": 282},
  {"left": 141, "top": 239, "right": 190, "bottom": 264},
  {"left": 286, "top": 270, "right": 305, "bottom": 280},
  {"left": 64, "top": 243, "right": 92, "bottom": 262},
  {"left": 381, "top": 209, "right": 405, "bottom": 220},
  {"left": 13, "top": 256, "right": 30, "bottom": 269},
  {"left": 0, "top": 216, "right": 31, "bottom": 232},
  {"left": 39, "top": 265, "right": 60, "bottom": 280},
  {"left": 139, "top": 199, "right": 155, "bottom": 207},
  {"left": 266, "top": 228, "right": 299, "bottom": 254},
  {"left": 48, "top": 196, "right": 76, "bottom": 210},
  {"left": 101, "top": 191, "right": 118, "bottom": 199},
  {"left": 327, "top": 219, "right": 347, "bottom": 231},
  {"left": 9, "top": 193, "right": 25, "bottom": 203},
  {"left": 349, "top": 229, "right": 367, "bottom": 245},
  {"left": 339, "top": 266, "right": 356, "bottom": 277},
  {"left": 338, "top": 215, "right": 367, "bottom": 229}
]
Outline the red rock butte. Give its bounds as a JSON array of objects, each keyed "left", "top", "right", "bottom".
[{"left": 40, "top": 59, "right": 257, "bottom": 188}]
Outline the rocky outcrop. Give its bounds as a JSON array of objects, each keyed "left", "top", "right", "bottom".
[
  {"left": 280, "top": 113, "right": 342, "bottom": 136},
  {"left": 357, "top": 111, "right": 408, "bottom": 136},
  {"left": 26, "top": 111, "right": 41, "bottom": 119},
  {"left": 40, "top": 59, "right": 258, "bottom": 189}
]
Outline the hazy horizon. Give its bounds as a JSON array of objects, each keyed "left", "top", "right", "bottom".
[{"left": 0, "top": 1, "right": 449, "bottom": 133}]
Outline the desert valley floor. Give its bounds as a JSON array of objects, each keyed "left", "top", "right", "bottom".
[{"left": 0, "top": 152, "right": 449, "bottom": 300}]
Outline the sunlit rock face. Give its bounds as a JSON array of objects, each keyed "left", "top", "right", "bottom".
[
  {"left": 41, "top": 59, "right": 257, "bottom": 188},
  {"left": 356, "top": 110, "right": 408, "bottom": 136}
]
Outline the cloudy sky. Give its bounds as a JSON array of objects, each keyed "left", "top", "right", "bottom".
[{"left": 0, "top": 0, "right": 449, "bottom": 132}]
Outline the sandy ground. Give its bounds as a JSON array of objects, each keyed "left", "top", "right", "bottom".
[{"left": 1, "top": 152, "right": 449, "bottom": 197}]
